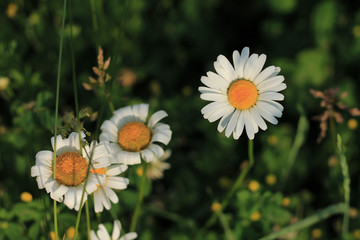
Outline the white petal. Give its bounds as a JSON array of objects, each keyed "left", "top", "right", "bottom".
[
  {"left": 253, "top": 66, "right": 276, "bottom": 85},
  {"left": 249, "top": 54, "right": 266, "bottom": 81},
  {"left": 244, "top": 110, "right": 256, "bottom": 140},
  {"left": 257, "top": 101, "right": 283, "bottom": 118},
  {"left": 234, "top": 47, "right": 250, "bottom": 78},
  {"left": 225, "top": 109, "right": 240, "bottom": 138},
  {"left": 106, "top": 164, "right": 128, "bottom": 176},
  {"left": 258, "top": 92, "right": 284, "bottom": 101},
  {"left": 64, "top": 187, "right": 77, "bottom": 209},
  {"left": 214, "top": 61, "right": 232, "bottom": 82},
  {"left": 250, "top": 108, "right": 267, "bottom": 131},
  {"left": 207, "top": 104, "right": 234, "bottom": 123},
  {"left": 148, "top": 110, "right": 168, "bottom": 128},
  {"left": 118, "top": 151, "right": 141, "bottom": 165},
  {"left": 259, "top": 83, "right": 286, "bottom": 94},
  {"left": 90, "top": 230, "right": 99, "bottom": 240},
  {"left": 201, "top": 101, "right": 229, "bottom": 116},
  {"left": 234, "top": 111, "right": 245, "bottom": 139},
  {"left": 207, "top": 70, "right": 231, "bottom": 86},
  {"left": 217, "top": 54, "right": 237, "bottom": 80},
  {"left": 151, "top": 132, "right": 171, "bottom": 145},
  {"left": 217, "top": 108, "right": 235, "bottom": 133},
  {"left": 35, "top": 150, "right": 53, "bottom": 166},
  {"left": 106, "top": 177, "right": 129, "bottom": 189},
  {"left": 198, "top": 86, "right": 222, "bottom": 94},
  {"left": 200, "top": 92, "right": 228, "bottom": 101},
  {"left": 94, "top": 190, "right": 105, "bottom": 213},
  {"left": 97, "top": 224, "right": 111, "bottom": 240},
  {"left": 206, "top": 72, "right": 229, "bottom": 91},
  {"left": 148, "top": 144, "right": 165, "bottom": 158},
  {"left": 139, "top": 103, "right": 149, "bottom": 122},
  {"left": 243, "top": 53, "right": 258, "bottom": 80},
  {"left": 100, "top": 120, "right": 118, "bottom": 140},
  {"left": 120, "top": 233, "right": 138, "bottom": 240},
  {"left": 254, "top": 105, "right": 278, "bottom": 125},
  {"left": 51, "top": 135, "right": 65, "bottom": 152},
  {"left": 112, "top": 220, "right": 122, "bottom": 240},
  {"left": 141, "top": 149, "right": 155, "bottom": 162}
]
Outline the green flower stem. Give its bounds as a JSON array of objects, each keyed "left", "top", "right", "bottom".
[
  {"left": 217, "top": 208, "right": 235, "bottom": 240},
  {"left": 337, "top": 135, "right": 350, "bottom": 239},
  {"left": 130, "top": 161, "right": 148, "bottom": 232},
  {"left": 329, "top": 110, "right": 338, "bottom": 152},
  {"left": 259, "top": 203, "right": 345, "bottom": 240},
  {"left": 196, "top": 139, "right": 255, "bottom": 238},
  {"left": 89, "top": 0, "right": 98, "bottom": 32},
  {"left": 52, "top": 0, "right": 67, "bottom": 238}
]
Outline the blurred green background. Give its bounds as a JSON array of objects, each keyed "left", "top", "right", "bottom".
[{"left": 1, "top": 0, "right": 360, "bottom": 239}]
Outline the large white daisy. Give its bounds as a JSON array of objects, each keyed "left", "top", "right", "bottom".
[
  {"left": 199, "top": 47, "right": 286, "bottom": 140},
  {"left": 100, "top": 103, "right": 172, "bottom": 165},
  {"left": 31, "top": 132, "right": 111, "bottom": 211},
  {"left": 91, "top": 163, "right": 129, "bottom": 213},
  {"left": 90, "top": 220, "right": 137, "bottom": 240}
]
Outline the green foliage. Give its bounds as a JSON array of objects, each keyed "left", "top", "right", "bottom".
[{"left": 1, "top": 0, "right": 360, "bottom": 239}]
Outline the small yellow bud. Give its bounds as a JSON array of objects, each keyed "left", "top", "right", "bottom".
[
  {"left": 265, "top": 174, "right": 277, "bottom": 186},
  {"left": 136, "top": 166, "right": 143, "bottom": 177},
  {"left": 348, "top": 118, "right": 358, "bottom": 130},
  {"left": 6, "top": 3, "right": 18, "bottom": 19},
  {"left": 66, "top": 226, "right": 75, "bottom": 239},
  {"left": 350, "top": 207, "right": 358, "bottom": 218},
  {"left": 250, "top": 211, "right": 261, "bottom": 221},
  {"left": 311, "top": 228, "right": 322, "bottom": 239},
  {"left": 248, "top": 180, "right": 260, "bottom": 192},
  {"left": 0, "top": 77, "right": 10, "bottom": 90},
  {"left": 218, "top": 177, "right": 231, "bottom": 188},
  {"left": 20, "top": 192, "right": 33, "bottom": 202},
  {"left": 282, "top": 197, "right": 290, "bottom": 207},
  {"left": 50, "top": 232, "right": 56, "bottom": 240},
  {"left": 211, "top": 202, "right": 222, "bottom": 212},
  {"left": 267, "top": 135, "right": 278, "bottom": 146},
  {"left": 353, "top": 229, "right": 360, "bottom": 238}
]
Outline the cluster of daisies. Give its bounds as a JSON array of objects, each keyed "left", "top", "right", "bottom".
[
  {"left": 31, "top": 103, "right": 172, "bottom": 238},
  {"left": 31, "top": 46, "right": 286, "bottom": 238}
]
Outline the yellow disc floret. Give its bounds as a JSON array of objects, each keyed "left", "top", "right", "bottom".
[
  {"left": 228, "top": 80, "right": 258, "bottom": 110},
  {"left": 54, "top": 152, "right": 88, "bottom": 186},
  {"left": 118, "top": 122, "right": 151, "bottom": 152}
]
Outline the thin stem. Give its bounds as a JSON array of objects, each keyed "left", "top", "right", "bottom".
[
  {"left": 130, "top": 161, "right": 148, "bottom": 232},
  {"left": 85, "top": 200, "right": 91, "bottom": 240},
  {"left": 89, "top": 0, "right": 98, "bottom": 32},
  {"left": 329, "top": 109, "right": 337, "bottom": 152},
  {"left": 196, "top": 139, "right": 255, "bottom": 238},
  {"left": 52, "top": 0, "right": 67, "bottom": 238},
  {"left": 259, "top": 203, "right": 345, "bottom": 240},
  {"left": 337, "top": 135, "right": 350, "bottom": 239},
  {"left": 217, "top": 209, "right": 235, "bottom": 240}
]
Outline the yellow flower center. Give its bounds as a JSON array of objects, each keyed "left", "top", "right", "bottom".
[
  {"left": 54, "top": 152, "right": 88, "bottom": 186},
  {"left": 118, "top": 122, "right": 151, "bottom": 152},
  {"left": 227, "top": 80, "right": 258, "bottom": 110}
]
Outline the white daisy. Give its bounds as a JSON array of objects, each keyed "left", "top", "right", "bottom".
[
  {"left": 100, "top": 103, "right": 172, "bottom": 165},
  {"left": 90, "top": 220, "right": 137, "bottom": 240},
  {"left": 91, "top": 163, "right": 129, "bottom": 213},
  {"left": 199, "top": 47, "right": 286, "bottom": 140},
  {"left": 31, "top": 132, "right": 111, "bottom": 211}
]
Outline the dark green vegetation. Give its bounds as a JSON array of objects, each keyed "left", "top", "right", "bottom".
[{"left": 1, "top": 0, "right": 360, "bottom": 239}]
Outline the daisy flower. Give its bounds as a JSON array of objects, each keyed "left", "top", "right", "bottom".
[
  {"left": 199, "top": 47, "right": 286, "bottom": 139},
  {"left": 91, "top": 163, "right": 129, "bottom": 213},
  {"left": 31, "top": 132, "right": 111, "bottom": 210},
  {"left": 90, "top": 220, "right": 137, "bottom": 240},
  {"left": 100, "top": 103, "right": 172, "bottom": 165}
]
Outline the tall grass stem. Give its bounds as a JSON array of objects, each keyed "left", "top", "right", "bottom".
[
  {"left": 337, "top": 135, "right": 350, "bottom": 239},
  {"left": 52, "top": 0, "right": 68, "bottom": 238},
  {"left": 130, "top": 161, "right": 148, "bottom": 232}
]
